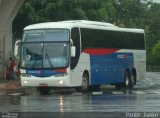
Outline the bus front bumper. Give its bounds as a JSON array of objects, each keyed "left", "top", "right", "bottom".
[{"left": 21, "top": 75, "right": 70, "bottom": 87}]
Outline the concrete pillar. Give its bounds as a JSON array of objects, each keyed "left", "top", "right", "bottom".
[{"left": 0, "top": 0, "right": 24, "bottom": 79}]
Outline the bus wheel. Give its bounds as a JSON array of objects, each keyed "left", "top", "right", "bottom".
[
  {"left": 130, "top": 73, "right": 136, "bottom": 89},
  {"left": 124, "top": 71, "right": 131, "bottom": 89},
  {"left": 81, "top": 73, "right": 89, "bottom": 92},
  {"left": 37, "top": 87, "right": 50, "bottom": 95},
  {"left": 131, "top": 70, "right": 136, "bottom": 85}
]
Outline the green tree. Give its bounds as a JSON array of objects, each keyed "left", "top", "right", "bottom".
[
  {"left": 13, "top": 0, "right": 160, "bottom": 67},
  {"left": 145, "top": 2, "right": 160, "bottom": 65},
  {"left": 13, "top": 0, "right": 116, "bottom": 38},
  {"left": 113, "top": 0, "right": 146, "bottom": 28},
  {"left": 152, "top": 40, "right": 160, "bottom": 64}
]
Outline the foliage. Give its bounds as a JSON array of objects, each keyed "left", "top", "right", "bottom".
[
  {"left": 152, "top": 41, "right": 160, "bottom": 64},
  {"left": 13, "top": 0, "right": 160, "bottom": 66}
]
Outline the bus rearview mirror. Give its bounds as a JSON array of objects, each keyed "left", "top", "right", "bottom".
[
  {"left": 14, "top": 40, "right": 21, "bottom": 59},
  {"left": 71, "top": 46, "right": 76, "bottom": 57}
]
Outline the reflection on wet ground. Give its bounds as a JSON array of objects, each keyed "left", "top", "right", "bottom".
[
  {"left": 1, "top": 88, "right": 160, "bottom": 112},
  {"left": 0, "top": 72, "right": 160, "bottom": 117}
]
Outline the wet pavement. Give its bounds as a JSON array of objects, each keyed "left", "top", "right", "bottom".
[{"left": 0, "top": 72, "right": 160, "bottom": 118}]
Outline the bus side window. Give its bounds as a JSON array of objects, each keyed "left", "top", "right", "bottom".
[{"left": 70, "top": 28, "right": 80, "bottom": 70}]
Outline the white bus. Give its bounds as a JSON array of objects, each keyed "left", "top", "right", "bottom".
[{"left": 14, "top": 20, "right": 146, "bottom": 94}]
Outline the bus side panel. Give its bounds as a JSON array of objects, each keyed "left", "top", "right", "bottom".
[
  {"left": 133, "top": 50, "right": 146, "bottom": 81},
  {"left": 117, "top": 49, "right": 146, "bottom": 81},
  {"left": 89, "top": 52, "right": 134, "bottom": 85},
  {"left": 70, "top": 53, "right": 91, "bottom": 87}
]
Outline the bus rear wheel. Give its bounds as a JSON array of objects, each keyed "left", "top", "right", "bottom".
[
  {"left": 130, "top": 73, "right": 136, "bottom": 89},
  {"left": 124, "top": 71, "right": 134, "bottom": 89},
  {"left": 124, "top": 71, "right": 131, "bottom": 89},
  {"left": 37, "top": 87, "right": 50, "bottom": 95}
]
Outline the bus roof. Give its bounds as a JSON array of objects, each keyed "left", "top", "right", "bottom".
[{"left": 24, "top": 20, "right": 144, "bottom": 34}]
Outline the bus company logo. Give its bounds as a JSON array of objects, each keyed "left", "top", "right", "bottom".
[
  {"left": 28, "top": 70, "right": 41, "bottom": 74},
  {"left": 117, "top": 54, "right": 127, "bottom": 59}
]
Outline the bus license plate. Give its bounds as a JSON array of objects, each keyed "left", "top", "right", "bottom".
[{"left": 39, "top": 83, "right": 48, "bottom": 87}]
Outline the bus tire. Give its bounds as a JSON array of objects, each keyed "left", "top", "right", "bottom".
[
  {"left": 131, "top": 70, "right": 137, "bottom": 85},
  {"left": 130, "top": 73, "right": 136, "bottom": 89},
  {"left": 81, "top": 73, "right": 89, "bottom": 92},
  {"left": 37, "top": 87, "right": 50, "bottom": 95},
  {"left": 124, "top": 71, "right": 131, "bottom": 89}
]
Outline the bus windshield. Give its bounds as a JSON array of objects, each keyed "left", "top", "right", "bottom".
[{"left": 21, "top": 29, "right": 69, "bottom": 69}]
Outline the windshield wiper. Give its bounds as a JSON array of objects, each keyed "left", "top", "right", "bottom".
[
  {"left": 31, "top": 54, "right": 43, "bottom": 68},
  {"left": 45, "top": 53, "right": 54, "bottom": 68},
  {"left": 31, "top": 60, "right": 37, "bottom": 68}
]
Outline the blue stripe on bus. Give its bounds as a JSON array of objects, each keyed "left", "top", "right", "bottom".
[{"left": 90, "top": 52, "right": 134, "bottom": 85}]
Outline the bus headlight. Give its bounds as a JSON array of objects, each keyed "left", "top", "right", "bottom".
[
  {"left": 54, "top": 73, "right": 68, "bottom": 77},
  {"left": 24, "top": 80, "right": 28, "bottom": 84},
  {"left": 59, "top": 80, "right": 64, "bottom": 85}
]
